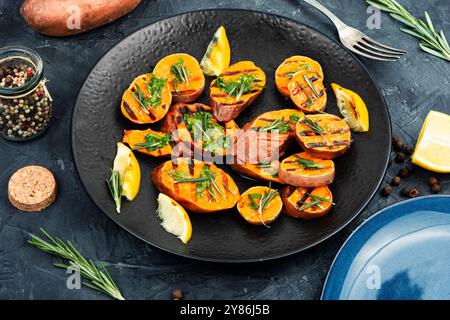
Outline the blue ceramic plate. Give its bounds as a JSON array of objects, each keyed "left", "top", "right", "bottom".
[{"left": 322, "top": 195, "right": 450, "bottom": 300}]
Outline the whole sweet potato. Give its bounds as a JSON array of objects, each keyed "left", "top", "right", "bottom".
[{"left": 21, "top": 0, "right": 141, "bottom": 37}]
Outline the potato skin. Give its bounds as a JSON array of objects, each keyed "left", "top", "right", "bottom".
[{"left": 21, "top": 0, "right": 141, "bottom": 37}]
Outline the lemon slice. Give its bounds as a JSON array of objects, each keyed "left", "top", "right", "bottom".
[
  {"left": 200, "top": 26, "right": 231, "bottom": 76},
  {"left": 157, "top": 193, "right": 192, "bottom": 244},
  {"left": 331, "top": 83, "right": 369, "bottom": 132},
  {"left": 113, "top": 142, "right": 141, "bottom": 201},
  {"left": 412, "top": 110, "right": 450, "bottom": 173}
]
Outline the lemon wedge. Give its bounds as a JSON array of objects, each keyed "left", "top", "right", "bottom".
[
  {"left": 113, "top": 142, "right": 141, "bottom": 202},
  {"left": 200, "top": 26, "right": 231, "bottom": 76},
  {"left": 412, "top": 110, "right": 450, "bottom": 173},
  {"left": 331, "top": 83, "right": 369, "bottom": 132},
  {"left": 157, "top": 193, "right": 192, "bottom": 244}
]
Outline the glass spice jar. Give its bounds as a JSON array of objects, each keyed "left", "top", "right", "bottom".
[{"left": 0, "top": 46, "right": 53, "bottom": 141}]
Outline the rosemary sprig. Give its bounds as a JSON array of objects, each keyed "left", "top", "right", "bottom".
[
  {"left": 28, "top": 229, "right": 124, "bottom": 300},
  {"left": 216, "top": 73, "right": 258, "bottom": 101},
  {"left": 295, "top": 156, "right": 323, "bottom": 170},
  {"left": 302, "top": 116, "right": 330, "bottom": 145},
  {"left": 248, "top": 193, "right": 262, "bottom": 210},
  {"left": 303, "top": 73, "right": 320, "bottom": 98},
  {"left": 253, "top": 118, "right": 291, "bottom": 133},
  {"left": 298, "top": 199, "right": 323, "bottom": 211},
  {"left": 146, "top": 75, "right": 167, "bottom": 109},
  {"left": 258, "top": 188, "right": 279, "bottom": 228},
  {"left": 282, "top": 64, "right": 313, "bottom": 78},
  {"left": 183, "top": 112, "right": 228, "bottom": 152},
  {"left": 130, "top": 85, "right": 151, "bottom": 114},
  {"left": 171, "top": 58, "right": 190, "bottom": 85},
  {"left": 106, "top": 170, "right": 121, "bottom": 213},
  {"left": 367, "top": 0, "right": 450, "bottom": 61},
  {"left": 133, "top": 133, "right": 170, "bottom": 151}
]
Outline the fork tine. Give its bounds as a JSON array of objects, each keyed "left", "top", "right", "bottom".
[
  {"left": 354, "top": 44, "right": 402, "bottom": 60},
  {"left": 349, "top": 46, "right": 399, "bottom": 62},
  {"left": 362, "top": 35, "right": 407, "bottom": 54},
  {"left": 359, "top": 38, "right": 406, "bottom": 56}
]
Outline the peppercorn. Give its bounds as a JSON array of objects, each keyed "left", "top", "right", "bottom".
[
  {"left": 400, "top": 188, "right": 411, "bottom": 197},
  {"left": 428, "top": 176, "right": 439, "bottom": 186},
  {"left": 382, "top": 184, "right": 392, "bottom": 196},
  {"left": 403, "top": 145, "right": 414, "bottom": 155},
  {"left": 172, "top": 288, "right": 183, "bottom": 300},
  {"left": 395, "top": 152, "right": 406, "bottom": 163},
  {"left": 398, "top": 167, "right": 410, "bottom": 178},
  {"left": 392, "top": 176, "right": 401, "bottom": 186},
  {"left": 431, "top": 183, "right": 441, "bottom": 194},
  {"left": 408, "top": 188, "right": 420, "bottom": 198},
  {"left": 392, "top": 137, "right": 405, "bottom": 152}
]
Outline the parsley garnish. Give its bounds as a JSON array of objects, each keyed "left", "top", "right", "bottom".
[{"left": 216, "top": 73, "right": 258, "bottom": 101}]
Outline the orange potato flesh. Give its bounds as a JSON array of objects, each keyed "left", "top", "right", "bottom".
[
  {"left": 153, "top": 53, "right": 205, "bottom": 103},
  {"left": 210, "top": 61, "right": 266, "bottom": 121},
  {"left": 237, "top": 186, "right": 282, "bottom": 225},
  {"left": 122, "top": 129, "right": 172, "bottom": 157},
  {"left": 279, "top": 152, "right": 335, "bottom": 187},
  {"left": 288, "top": 70, "right": 327, "bottom": 113},
  {"left": 281, "top": 185, "right": 333, "bottom": 220},
  {"left": 275, "top": 56, "right": 324, "bottom": 97},
  {"left": 231, "top": 161, "right": 285, "bottom": 184},
  {"left": 121, "top": 74, "right": 172, "bottom": 124},
  {"left": 295, "top": 113, "right": 351, "bottom": 159},
  {"left": 151, "top": 158, "right": 240, "bottom": 213}
]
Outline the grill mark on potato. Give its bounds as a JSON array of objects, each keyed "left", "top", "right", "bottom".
[
  {"left": 173, "top": 89, "right": 198, "bottom": 96},
  {"left": 297, "top": 188, "right": 313, "bottom": 207},
  {"left": 211, "top": 93, "right": 228, "bottom": 97},
  {"left": 306, "top": 140, "right": 351, "bottom": 148},
  {"left": 123, "top": 101, "right": 138, "bottom": 120},
  {"left": 148, "top": 111, "right": 156, "bottom": 121},
  {"left": 221, "top": 68, "right": 258, "bottom": 76},
  {"left": 175, "top": 115, "right": 183, "bottom": 125},
  {"left": 188, "top": 161, "right": 195, "bottom": 176}
]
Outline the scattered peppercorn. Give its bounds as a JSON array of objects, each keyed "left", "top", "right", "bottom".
[
  {"left": 172, "top": 288, "right": 183, "bottom": 300},
  {"left": 408, "top": 188, "right": 420, "bottom": 198},
  {"left": 392, "top": 176, "right": 401, "bottom": 186},
  {"left": 382, "top": 184, "right": 393, "bottom": 196},
  {"left": 398, "top": 167, "right": 410, "bottom": 178},
  {"left": 392, "top": 136, "right": 405, "bottom": 152},
  {"left": 431, "top": 183, "right": 441, "bottom": 194},
  {"left": 400, "top": 188, "right": 411, "bottom": 197},
  {"left": 395, "top": 152, "right": 406, "bottom": 163},
  {"left": 428, "top": 176, "right": 439, "bottom": 186},
  {"left": 403, "top": 145, "right": 414, "bottom": 155}
]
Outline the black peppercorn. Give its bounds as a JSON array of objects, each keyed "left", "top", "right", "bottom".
[
  {"left": 400, "top": 188, "right": 411, "bottom": 197},
  {"left": 431, "top": 183, "right": 441, "bottom": 194},
  {"left": 395, "top": 152, "right": 406, "bottom": 163},
  {"left": 172, "top": 288, "right": 183, "bottom": 300},
  {"left": 392, "top": 176, "right": 401, "bottom": 186},
  {"left": 403, "top": 145, "right": 415, "bottom": 155},
  {"left": 408, "top": 188, "right": 420, "bottom": 198},
  {"left": 393, "top": 137, "right": 405, "bottom": 152},
  {"left": 382, "top": 184, "right": 393, "bottom": 196},
  {"left": 398, "top": 167, "right": 410, "bottom": 178},
  {"left": 429, "top": 176, "right": 439, "bottom": 186}
]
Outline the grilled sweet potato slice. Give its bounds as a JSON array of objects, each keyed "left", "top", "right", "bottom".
[
  {"left": 209, "top": 61, "right": 266, "bottom": 121},
  {"left": 281, "top": 185, "right": 333, "bottom": 220},
  {"left": 279, "top": 152, "right": 335, "bottom": 187},
  {"left": 122, "top": 129, "right": 172, "bottom": 157},
  {"left": 237, "top": 186, "right": 282, "bottom": 225},
  {"left": 153, "top": 53, "right": 205, "bottom": 103},
  {"left": 160, "top": 103, "right": 239, "bottom": 157},
  {"left": 231, "top": 161, "right": 285, "bottom": 184},
  {"left": 151, "top": 158, "right": 240, "bottom": 213},
  {"left": 288, "top": 70, "right": 326, "bottom": 113},
  {"left": 232, "top": 109, "right": 303, "bottom": 164},
  {"left": 295, "top": 113, "right": 351, "bottom": 159},
  {"left": 275, "top": 56, "right": 324, "bottom": 97},
  {"left": 121, "top": 73, "right": 172, "bottom": 124}
]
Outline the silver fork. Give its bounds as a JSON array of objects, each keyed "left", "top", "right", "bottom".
[{"left": 304, "top": 0, "right": 406, "bottom": 61}]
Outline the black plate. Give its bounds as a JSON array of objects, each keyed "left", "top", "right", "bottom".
[{"left": 71, "top": 9, "right": 391, "bottom": 263}]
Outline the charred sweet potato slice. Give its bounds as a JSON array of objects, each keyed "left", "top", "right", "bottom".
[
  {"left": 237, "top": 186, "right": 282, "bottom": 226},
  {"left": 151, "top": 158, "right": 240, "bottom": 213},
  {"left": 288, "top": 70, "right": 326, "bottom": 113},
  {"left": 153, "top": 53, "right": 205, "bottom": 103},
  {"left": 209, "top": 61, "right": 266, "bottom": 121},
  {"left": 231, "top": 160, "right": 285, "bottom": 184},
  {"left": 275, "top": 56, "right": 324, "bottom": 97},
  {"left": 281, "top": 185, "right": 333, "bottom": 220},
  {"left": 121, "top": 73, "right": 172, "bottom": 124},
  {"left": 279, "top": 152, "right": 335, "bottom": 187},
  {"left": 122, "top": 129, "right": 172, "bottom": 157},
  {"left": 160, "top": 103, "right": 238, "bottom": 157},
  {"left": 295, "top": 113, "right": 351, "bottom": 159},
  {"left": 232, "top": 109, "right": 303, "bottom": 164}
]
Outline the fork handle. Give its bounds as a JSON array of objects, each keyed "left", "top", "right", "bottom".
[{"left": 303, "top": 0, "right": 347, "bottom": 31}]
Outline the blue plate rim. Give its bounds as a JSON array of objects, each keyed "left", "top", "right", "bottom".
[{"left": 321, "top": 195, "right": 450, "bottom": 300}]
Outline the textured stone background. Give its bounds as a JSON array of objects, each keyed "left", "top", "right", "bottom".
[{"left": 0, "top": 0, "right": 449, "bottom": 300}]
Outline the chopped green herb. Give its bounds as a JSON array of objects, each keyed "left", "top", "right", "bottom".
[
  {"left": 133, "top": 133, "right": 170, "bottom": 152},
  {"left": 146, "top": 75, "right": 167, "bottom": 109},
  {"left": 295, "top": 156, "right": 323, "bottom": 170},
  {"left": 289, "top": 114, "right": 301, "bottom": 123},
  {"left": 303, "top": 73, "right": 320, "bottom": 98},
  {"left": 216, "top": 73, "right": 258, "bottom": 101},
  {"left": 253, "top": 118, "right": 291, "bottom": 133},
  {"left": 171, "top": 58, "right": 190, "bottom": 85}
]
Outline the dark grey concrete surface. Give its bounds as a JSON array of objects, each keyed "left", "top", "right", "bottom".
[{"left": 0, "top": 0, "right": 449, "bottom": 300}]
